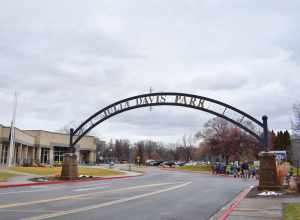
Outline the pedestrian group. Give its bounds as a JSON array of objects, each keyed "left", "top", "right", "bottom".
[{"left": 212, "top": 161, "right": 257, "bottom": 179}]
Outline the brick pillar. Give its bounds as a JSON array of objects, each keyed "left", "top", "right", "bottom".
[
  {"left": 28, "top": 146, "right": 33, "bottom": 165},
  {"left": 89, "top": 151, "right": 96, "bottom": 164},
  {"left": 61, "top": 153, "right": 78, "bottom": 180},
  {"left": 21, "top": 145, "right": 25, "bottom": 165},
  {"left": 0, "top": 143, "right": 3, "bottom": 166},
  {"left": 49, "top": 147, "right": 54, "bottom": 165},
  {"left": 25, "top": 145, "right": 28, "bottom": 160},
  {"left": 258, "top": 152, "right": 282, "bottom": 191},
  {"left": 35, "top": 147, "right": 41, "bottom": 163},
  {"left": 20, "top": 144, "right": 23, "bottom": 165}
]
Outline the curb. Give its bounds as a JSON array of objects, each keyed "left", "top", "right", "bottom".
[
  {"left": 159, "top": 168, "right": 211, "bottom": 175},
  {"left": 160, "top": 168, "right": 240, "bottom": 179},
  {"left": 0, "top": 174, "right": 143, "bottom": 189},
  {"left": 216, "top": 186, "right": 253, "bottom": 220}
]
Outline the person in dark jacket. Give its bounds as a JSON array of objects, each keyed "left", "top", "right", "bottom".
[{"left": 241, "top": 161, "right": 249, "bottom": 179}]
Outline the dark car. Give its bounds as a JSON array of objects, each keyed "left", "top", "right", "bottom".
[
  {"left": 176, "top": 161, "right": 186, "bottom": 167},
  {"left": 150, "top": 160, "right": 163, "bottom": 166},
  {"left": 160, "top": 161, "right": 176, "bottom": 168}
]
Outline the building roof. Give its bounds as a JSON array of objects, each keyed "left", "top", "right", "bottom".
[
  {"left": 0, "top": 124, "right": 36, "bottom": 138},
  {"left": 0, "top": 123, "right": 96, "bottom": 138},
  {"left": 24, "top": 129, "right": 95, "bottom": 138}
]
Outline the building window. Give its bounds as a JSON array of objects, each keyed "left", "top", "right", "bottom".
[
  {"left": 41, "top": 148, "right": 50, "bottom": 164},
  {"left": 0, "top": 145, "right": 8, "bottom": 164},
  {"left": 80, "top": 150, "right": 90, "bottom": 164},
  {"left": 54, "top": 146, "right": 67, "bottom": 163},
  {"left": 15, "top": 146, "right": 19, "bottom": 165}
]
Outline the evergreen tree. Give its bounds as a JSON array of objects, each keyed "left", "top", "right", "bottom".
[
  {"left": 276, "top": 131, "right": 285, "bottom": 150},
  {"left": 283, "top": 130, "right": 291, "bottom": 147},
  {"left": 273, "top": 130, "right": 292, "bottom": 162},
  {"left": 271, "top": 130, "right": 278, "bottom": 150}
]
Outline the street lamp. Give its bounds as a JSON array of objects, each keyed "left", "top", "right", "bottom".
[
  {"left": 128, "top": 146, "right": 132, "bottom": 172},
  {"left": 109, "top": 148, "right": 113, "bottom": 168},
  {"left": 109, "top": 148, "right": 113, "bottom": 162}
]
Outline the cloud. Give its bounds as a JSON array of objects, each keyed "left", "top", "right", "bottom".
[{"left": 0, "top": 0, "right": 300, "bottom": 143}]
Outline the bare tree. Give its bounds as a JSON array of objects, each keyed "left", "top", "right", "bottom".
[
  {"left": 182, "top": 134, "right": 194, "bottom": 162},
  {"left": 292, "top": 103, "right": 300, "bottom": 137},
  {"left": 196, "top": 117, "right": 260, "bottom": 162}
]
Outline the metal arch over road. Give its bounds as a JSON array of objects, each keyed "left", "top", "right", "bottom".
[{"left": 70, "top": 92, "right": 269, "bottom": 151}]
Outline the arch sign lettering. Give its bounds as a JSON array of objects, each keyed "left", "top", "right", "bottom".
[{"left": 70, "top": 92, "right": 269, "bottom": 152}]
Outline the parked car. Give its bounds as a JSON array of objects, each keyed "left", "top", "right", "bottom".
[
  {"left": 184, "top": 161, "right": 198, "bottom": 166},
  {"left": 160, "top": 161, "right": 176, "bottom": 168},
  {"left": 175, "top": 161, "right": 186, "bottom": 167},
  {"left": 109, "top": 161, "right": 115, "bottom": 168},
  {"left": 149, "top": 160, "right": 163, "bottom": 166},
  {"left": 145, "top": 159, "right": 155, "bottom": 166}
]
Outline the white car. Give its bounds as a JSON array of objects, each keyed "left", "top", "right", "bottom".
[
  {"left": 184, "top": 161, "right": 197, "bottom": 166},
  {"left": 145, "top": 159, "right": 155, "bottom": 165}
]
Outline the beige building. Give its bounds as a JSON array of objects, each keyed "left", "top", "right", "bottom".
[{"left": 0, "top": 124, "right": 97, "bottom": 166}]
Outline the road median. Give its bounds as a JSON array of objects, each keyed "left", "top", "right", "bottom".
[{"left": 0, "top": 167, "right": 143, "bottom": 189}]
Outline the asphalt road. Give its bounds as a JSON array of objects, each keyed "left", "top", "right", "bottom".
[{"left": 0, "top": 168, "right": 256, "bottom": 220}]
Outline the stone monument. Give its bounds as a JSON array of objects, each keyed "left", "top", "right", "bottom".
[
  {"left": 60, "top": 153, "right": 78, "bottom": 180},
  {"left": 258, "top": 151, "right": 282, "bottom": 191}
]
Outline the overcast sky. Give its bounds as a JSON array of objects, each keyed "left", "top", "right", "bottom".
[{"left": 0, "top": 1, "right": 299, "bottom": 143}]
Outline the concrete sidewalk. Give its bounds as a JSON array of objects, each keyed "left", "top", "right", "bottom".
[{"left": 227, "top": 195, "right": 300, "bottom": 220}]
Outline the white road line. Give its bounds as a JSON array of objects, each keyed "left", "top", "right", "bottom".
[
  {"left": 0, "top": 187, "right": 64, "bottom": 195},
  {"left": 0, "top": 182, "right": 176, "bottom": 209},
  {"left": 0, "top": 183, "right": 110, "bottom": 196},
  {"left": 21, "top": 181, "right": 192, "bottom": 220},
  {"left": 0, "top": 183, "right": 109, "bottom": 196},
  {"left": 30, "top": 186, "right": 48, "bottom": 189},
  {"left": 74, "top": 183, "right": 110, "bottom": 188},
  {"left": 73, "top": 186, "right": 110, "bottom": 192}
]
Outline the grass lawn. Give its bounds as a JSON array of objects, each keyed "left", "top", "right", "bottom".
[
  {"left": 177, "top": 165, "right": 212, "bottom": 172},
  {"left": 283, "top": 203, "right": 300, "bottom": 220},
  {"left": 10, "top": 167, "right": 124, "bottom": 177},
  {"left": 79, "top": 167, "right": 123, "bottom": 176},
  {"left": 291, "top": 166, "right": 300, "bottom": 176},
  {"left": 0, "top": 171, "right": 17, "bottom": 182}
]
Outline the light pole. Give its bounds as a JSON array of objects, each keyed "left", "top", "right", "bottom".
[
  {"left": 128, "top": 146, "right": 132, "bottom": 171},
  {"left": 109, "top": 148, "right": 113, "bottom": 168},
  {"left": 109, "top": 148, "right": 113, "bottom": 162}
]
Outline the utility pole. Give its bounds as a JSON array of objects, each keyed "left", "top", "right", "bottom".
[{"left": 8, "top": 92, "right": 17, "bottom": 167}]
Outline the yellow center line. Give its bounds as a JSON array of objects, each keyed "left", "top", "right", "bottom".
[{"left": 0, "top": 182, "right": 175, "bottom": 209}]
